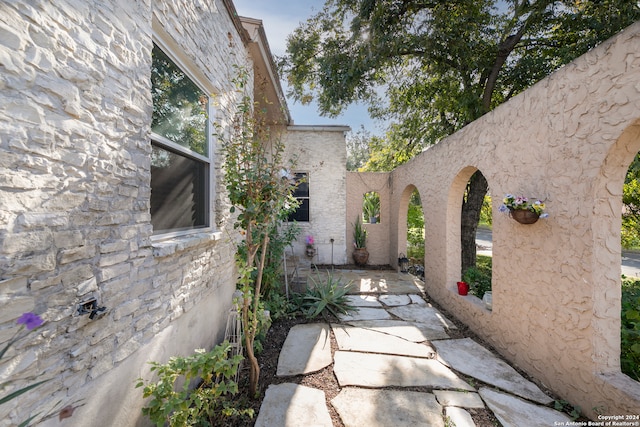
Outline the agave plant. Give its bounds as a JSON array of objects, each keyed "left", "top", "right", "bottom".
[{"left": 300, "top": 270, "right": 358, "bottom": 320}]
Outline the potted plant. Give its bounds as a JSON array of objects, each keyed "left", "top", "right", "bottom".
[
  {"left": 305, "top": 235, "right": 315, "bottom": 258},
  {"left": 352, "top": 216, "right": 369, "bottom": 265},
  {"left": 498, "top": 194, "right": 548, "bottom": 224}
]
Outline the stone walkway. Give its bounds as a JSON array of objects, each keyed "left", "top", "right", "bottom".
[{"left": 255, "top": 270, "right": 574, "bottom": 427}]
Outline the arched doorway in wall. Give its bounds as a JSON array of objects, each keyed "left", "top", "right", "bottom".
[
  {"left": 397, "top": 185, "right": 424, "bottom": 275},
  {"left": 621, "top": 150, "right": 640, "bottom": 382},
  {"left": 448, "top": 167, "right": 493, "bottom": 300},
  {"left": 593, "top": 119, "right": 640, "bottom": 386}
]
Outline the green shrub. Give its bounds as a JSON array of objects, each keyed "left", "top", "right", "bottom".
[
  {"left": 462, "top": 255, "right": 492, "bottom": 299},
  {"left": 264, "top": 290, "right": 298, "bottom": 321},
  {"left": 621, "top": 275, "right": 640, "bottom": 382},
  {"left": 297, "top": 270, "right": 357, "bottom": 320},
  {"left": 136, "top": 341, "right": 253, "bottom": 427},
  {"left": 479, "top": 194, "right": 493, "bottom": 227}
]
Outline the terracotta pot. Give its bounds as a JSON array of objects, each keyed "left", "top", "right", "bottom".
[
  {"left": 509, "top": 208, "right": 539, "bottom": 224},
  {"left": 457, "top": 281, "right": 469, "bottom": 296},
  {"left": 352, "top": 247, "right": 369, "bottom": 266}
]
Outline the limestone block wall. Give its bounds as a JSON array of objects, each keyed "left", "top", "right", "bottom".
[
  {"left": 346, "top": 172, "right": 392, "bottom": 266},
  {"left": 0, "top": 1, "right": 250, "bottom": 425},
  {"left": 388, "top": 22, "right": 640, "bottom": 418},
  {"left": 283, "top": 126, "right": 350, "bottom": 266}
]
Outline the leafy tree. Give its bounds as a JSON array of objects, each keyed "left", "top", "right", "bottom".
[
  {"left": 281, "top": 0, "right": 639, "bottom": 273},
  {"left": 217, "top": 67, "right": 298, "bottom": 397},
  {"left": 346, "top": 126, "right": 374, "bottom": 171}
]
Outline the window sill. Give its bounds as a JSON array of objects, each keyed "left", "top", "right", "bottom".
[{"left": 152, "top": 230, "right": 223, "bottom": 258}]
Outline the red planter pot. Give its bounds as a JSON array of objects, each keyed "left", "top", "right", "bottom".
[{"left": 457, "top": 281, "right": 469, "bottom": 296}]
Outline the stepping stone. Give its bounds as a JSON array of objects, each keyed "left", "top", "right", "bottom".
[
  {"left": 331, "top": 324, "right": 435, "bottom": 358},
  {"left": 379, "top": 294, "right": 411, "bottom": 306},
  {"left": 479, "top": 388, "right": 572, "bottom": 427},
  {"left": 345, "top": 294, "right": 382, "bottom": 307},
  {"left": 333, "top": 350, "right": 474, "bottom": 390},
  {"left": 445, "top": 407, "right": 476, "bottom": 427},
  {"left": 409, "top": 294, "right": 429, "bottom": 305},
  {"left": 337, "top": 307, "right": 391, "bottom": 322},
  {"left": 388, "top": 305, "right": 457, "bottom": 329},
  {"left": 255, "top": 383, "right": 332, "bottom": 427},
  {"left": 331, "top": 388, "right": 444, "bottom": 427},
  {"left": 276, "top": 324, "right": 332, "bottom": 376},
  {"left": 434, "top": 390, "right": 485, "bottom": 408},
  {"left": 432, "top": 338, "right": 553, "bottom": 404},
  {"left": 346, "top": 319, "right": 450, "bottom": 342}
]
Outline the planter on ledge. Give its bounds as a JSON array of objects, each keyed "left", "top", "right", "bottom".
[{"left": 457, "top": 281, "right": 469, "bottom": 296}]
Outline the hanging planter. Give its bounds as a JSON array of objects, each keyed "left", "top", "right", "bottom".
[
  {"left": 499, "top": 194, "right": 548, "bottom": 224},
  {"left": 509, "top": 208, "right": 540, "bottom": 224}
]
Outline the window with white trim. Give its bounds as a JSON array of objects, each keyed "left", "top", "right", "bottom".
[{"left": 150, "top": 42, "right": 211, "bottom": 234}]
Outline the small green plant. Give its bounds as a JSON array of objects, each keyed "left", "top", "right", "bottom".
[
  {"left": 554, "top": 399, "right": 581, "bottom": 421},
  {"left": 136, "top": 341, "right": 253, "bottom": 427},
  {"left": 264, "top": 290, "right": 298, "bottom": 321},
  {"left": 462, "top": 255, "right": 492, "bottom": 299},
  {"left": 353, "top": 216, "right": 367, "bottom": 248},
  {"left": 621, "top": 275, "right": 640, "bottom": 381},
  {"left": 299, "top": 270, "right": 357, "bottom": 320}
]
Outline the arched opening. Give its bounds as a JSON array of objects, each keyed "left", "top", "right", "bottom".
[
  {"left": 445, "top": 167, "right": 494, "bottom": 306},
  {"left": 592, "top": 118, "right": 640, "bottom": 386},
  {"left": 397, "top": 185, "right": 421, "bottom": 272},
  {"left": 406, "top": 188, "right": 425, "bottom": 276},
  {"left": 621, "top": 150, "right": 640, "bottom": 382}
]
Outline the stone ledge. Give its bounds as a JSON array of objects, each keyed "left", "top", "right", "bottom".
[{"left": 151, "top": 230, "right": 223, "bottom": 258}]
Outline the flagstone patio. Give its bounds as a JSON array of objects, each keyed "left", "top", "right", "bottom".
[{"left": 255, "top": 270, "right": 575, "bottom": 427}]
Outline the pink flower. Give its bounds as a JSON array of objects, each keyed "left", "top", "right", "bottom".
[
  {"left": 306, "top": 235, "right": 314, "bottom": 245},
  {"left": 17, "top": 312, "right": 44, "bottom": 330}
]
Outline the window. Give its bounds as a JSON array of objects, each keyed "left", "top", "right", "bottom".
[
  {"left": 150, "top": 43, "right": 210, "bottom": 234},
  {"left": 363, "top": 191, "right": 381, "bottom": 223},
  {"left": 288, "top": 173, "right": 309, "bottom": 222}
]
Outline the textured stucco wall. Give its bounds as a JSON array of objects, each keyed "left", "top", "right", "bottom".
[
  {"left": 283, "top": 126, "right": 350, "bottom": 266},
  {"left": 346, "top": 172, "right": 392, "bottom": 266},
  {"left": 387, "top": 22, "right": 640, "bottom": 418},
  {"left": 0, "top": 1, "right": 249, "bottom": 425}
]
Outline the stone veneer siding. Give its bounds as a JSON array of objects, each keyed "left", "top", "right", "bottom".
[{"left": 0, "top": 1, "right": 250, "bottom": 425}]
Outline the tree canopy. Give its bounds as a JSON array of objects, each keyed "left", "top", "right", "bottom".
[{"left": 282, "top": 0, "right": 639, "bottom": 169}]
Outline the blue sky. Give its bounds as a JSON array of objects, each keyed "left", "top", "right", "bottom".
[{"left": 233, "top": 0, "right": 383, "bottom": 134}]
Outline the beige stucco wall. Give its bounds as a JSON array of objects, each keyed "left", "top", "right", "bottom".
[
  {"left": 385, "top": 22, "right": 640, "bottom": 418},
  {"left": 346, "top": 172, "right": 392, "bottom": 265},
  {"left": 0, "top": 1, "right": 250, "bottom": 425},
  {"left": 283, "top": 126, "right": 350, "bottom": 266}
]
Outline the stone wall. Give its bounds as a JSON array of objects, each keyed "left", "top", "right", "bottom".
[
  {"left": 384, "top": 22, "right": 640, "bottom": 418},
  {"left": 283, "top": 126, "right": 350, "bottom": 266},
  {"left": 0, "top": 1, "right": 250, "bottom": 425}
]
